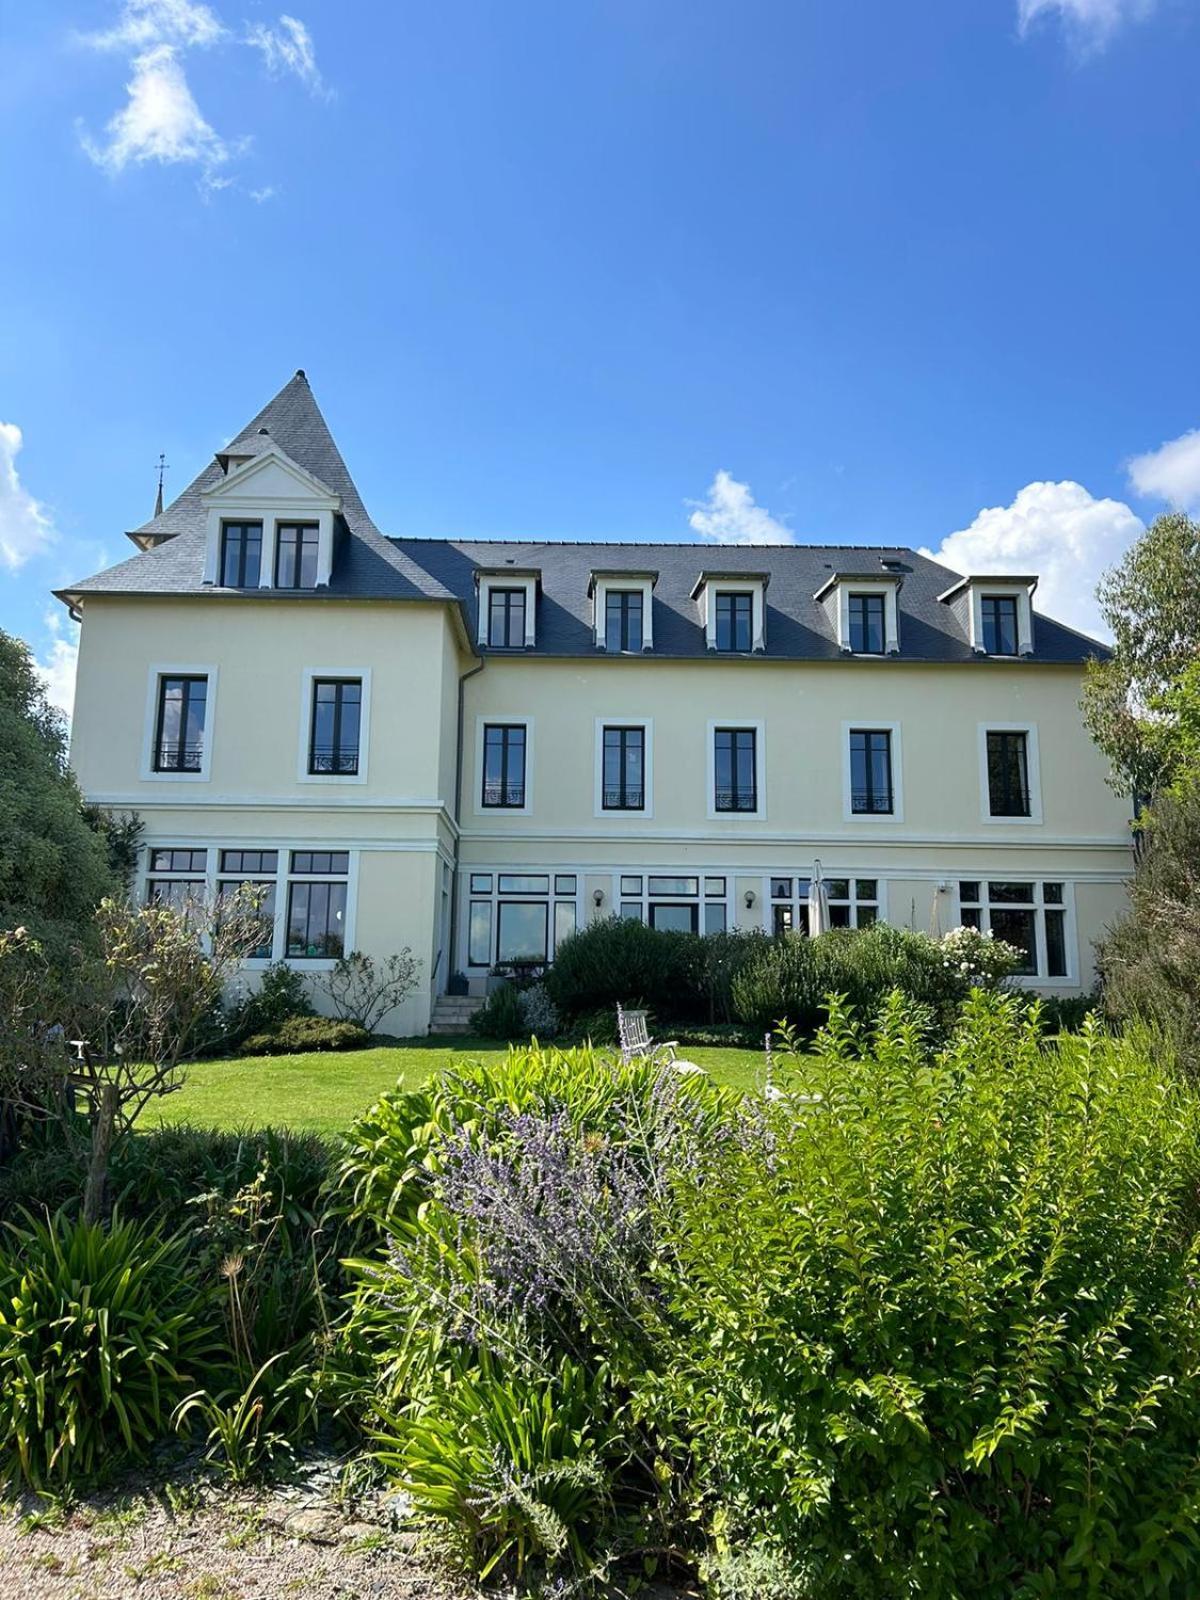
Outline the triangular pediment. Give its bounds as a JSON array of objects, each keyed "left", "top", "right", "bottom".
[{"left": 201, "top": 445, "right": 340, "bottom": 507}]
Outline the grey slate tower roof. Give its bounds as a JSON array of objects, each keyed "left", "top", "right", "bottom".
[{"left": 57, "top": 372, "right": 1108, "bottom": 667}]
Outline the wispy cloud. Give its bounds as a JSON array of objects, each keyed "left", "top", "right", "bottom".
[
  {"left": 78, "top": 1, "right": 329, "bottom": 189},
  {"left": 0, "top": 422, "right": 55, "bottom": 571},
  {"left": 1017, "top": 0, "right": 1155, "bottom": 50},
  {"left": 687, "top": 470, "right": 794, "bottom": 546},
  {"left": 245, "top": 14, "right": 329, "bottom": 98},
  {"left": 1128, "top": 427, "right": 1200, "bottom": 511},
  {"left": 924, "top": 480, "right": 1143, "bottom": 639},
  {"left": 81, "top": 41, "right": 228, "bottom": 175}
]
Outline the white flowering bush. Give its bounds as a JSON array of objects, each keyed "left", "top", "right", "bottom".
[
  {"left": 939, "top": 924, "right": 1022, "bottom": 986},
  {"left": 518, "top": 982, "right": 560, "bottom": 1040}
]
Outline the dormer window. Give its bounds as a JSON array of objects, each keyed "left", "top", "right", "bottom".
[
  {"left": 814, "top": 572, "right": 901, "bottom": 654},
  {"left": 605, "top": 590, "right": 643, "bottom": 652},
  {"left": 981, "top": 595, "right": 1019, "bottom": 656},
  {"left": 848, "top": 593, "right": 886, "bottom": 654},
  {"left": 477, "top": 571, "right": 539, "bottom": 650},
  {"left": 275, "top": 523, "right": 319, "bottom": 589},
  {"left": 488, "top": 588, "right": 526, "bottom": 648},
  {"left": 220, "top": 522, "right": 262, "bottom": 588},
  {"left": 590, "top": 570, "right": 656, "bottom": 652},
  {"left": 691, "top": 573, "right": 768, "bottom": 653},
  {"left": 716, "top": 592, "right": 753, "bottom": 653},
  {"left": 938, "top": 576, "right": 1036, "bottom": 656}
]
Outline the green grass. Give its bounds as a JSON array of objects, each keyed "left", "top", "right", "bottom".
[{"left": 148, "top": 1038, "right": 768, "bottom": 1136}]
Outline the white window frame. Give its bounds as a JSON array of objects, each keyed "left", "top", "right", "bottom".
[
  {"left": 695, "top": 577, "right": 767, "bottom": 653},
  {"left": 477, "top": 574, "right": 538, "bottom": 649},
  {"left": 972, "top": 585, "right": 1034, "bottom": 656},
  {"left": 593, "top": 716, "right": 653, "bottom": 818},
  {"left": 459, "top": 867, "right": 580, "bottom": 970},
  {"left": 474, "top": 715, "right": 534, "bottom": 818},
  {"left": 978, "top": 722, "right": 1043, "bottom": 825},
  {"left": 592, "top": 574, "right": 655, "bottom": 652},
  {"left": 839, "top": 582, "right": 900, "bottom": 655},
  {"left": 707, "top": 718, "right": 766, "bottom": 821},
  {"left": 762, "top": 873, "right": 889, "bottom": 933},
  {"left": 296, "top": 667, "right": 372, "bottom": 786},
  {"left": 200, "top": 448, "right": 339, "bottom": 590},
  {"left": 140, "top": 664, "right": 218, "bottom": 783},
  {"left": 281, "top": 848, "right": 358, "bottom": 970},
  {"left": 954, "top": 877, "right": 1077, "bottom": 988},
  {"left": 841, "top": 720, "right": 904, "bottom": 823}
]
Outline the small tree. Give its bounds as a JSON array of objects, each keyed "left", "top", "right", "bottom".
[
  {"left": 0, "top": 888, "right": 269, "bottom": 1222},
  {"left": 313, "top": 949, "right": 421, "bottom": 1035}
]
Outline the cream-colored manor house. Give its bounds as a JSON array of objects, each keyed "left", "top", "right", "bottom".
[{"left": 59, "top": 372, "right": 1133, "bottom": 1035}]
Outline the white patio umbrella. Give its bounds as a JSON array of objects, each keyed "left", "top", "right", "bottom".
[{"left": 807, "top": 859, "right": 831, "bottom": 937}]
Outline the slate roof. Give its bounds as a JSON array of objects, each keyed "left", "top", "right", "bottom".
[{"left": 58, "top": 373, "right": 1107, "bottom": 666}]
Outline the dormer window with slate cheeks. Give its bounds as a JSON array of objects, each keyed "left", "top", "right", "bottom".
[
  {"left": 200, "top": 428, "right": 341, "bottom": 592},
  {"left": 938, "top": 575, "right": 1037, "bottom": 657},
  {"left": 814, "top": 572, "right": 902, "bottom": 655},
  {"left": 476, "top": 570, "right": 539, "bottom": 650},
  {"left": 691, "top": 572, "right": 769, "bottom": 653},
  {"left": 589, "top": 570, "right": 657, "bottom": 652}
]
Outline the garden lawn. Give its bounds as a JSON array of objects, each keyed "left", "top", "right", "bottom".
[{"left": 148, "top": 1039, "right": 767, "bottom": 1136}]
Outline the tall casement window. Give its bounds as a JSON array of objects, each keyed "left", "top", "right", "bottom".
[
  {"left": 715, "top": 592, "right": 753, "bottom": 652},
  {"left": 605, "top": 590, "right": 643, "bottom": 652},
  {"left": 770, "top": 875, "right": 879, "bottom": 935},
  {"left": 220, "top": 521, "right": 262, "bottom": 588},
  {"left": 466, "top": 872, "right": 577, "bottom": 969},
  {"left": 849, "top": 729, "right": 893, "bottom": 814},
  {"left": 714, "top": 727, "right": 757, "bottom": 812},
  {"left": 602, "top": 726, "right": 645, "bottom": 809},
  {"left": 482, "top": 723, "right": 527, "bottom": 808},
  {"left": 309, "top": 678, "right": 362, "bottom": 775},
  {"left": 487, "top": 588, "right": 526, "bottom": 648},
  {"left": 848, "top": 592, "right": 885, "bottom": 653},
  {"left": 986, "top": 730, "right": 1031, "bottom": 817},
  {"left": 146, "top": 848, "right": 208, "bottom": 915},
  {"left": 958, "top": 881, "right": 1068, "bottom": 979},
  {"left": 153, "top": 675, "right": 208, "bottom": 772},
  {"left": 218, "top": 849, "right": 278, "bottom": 959},
  {"left": 981, "top": 595, "right": 1019, "bottom": 656},
  {"left": 286, "top": 850, "right": 348, "bottom": 959},
  {"left": 275, "top": 523, "right": 319, "bottom": 589}
]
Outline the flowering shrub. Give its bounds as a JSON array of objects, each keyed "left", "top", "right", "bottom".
[
  {"left": 938, "top": 923, "right": 1023, "bottom": 983},
  {"left": 340, "top": 1009, "right": 1200, "bottom": 1593}
]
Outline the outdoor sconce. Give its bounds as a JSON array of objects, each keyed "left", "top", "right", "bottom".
[
  {"left": 593, "top": 889, "right": 604, "bottom": 907},
  {"left": 744, "top": 890, "right": 756, "bottom": 909}
]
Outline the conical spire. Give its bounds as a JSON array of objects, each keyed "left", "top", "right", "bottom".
[{"left": 154, "top": 453, "right": 166, "bottom": 518}]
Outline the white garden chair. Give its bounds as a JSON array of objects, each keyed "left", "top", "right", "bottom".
[{"left": 616, "top": 1004, "right": 704, "bottom": 1075}]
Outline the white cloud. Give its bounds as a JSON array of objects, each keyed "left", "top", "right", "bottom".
[
  {"left": 79, "top": 2, "right": 329, "bottom": 186},
  {"left": 1017, "top": 0, "right": 1155, "bottom": 47},
  {"left": 82, "top": 0, "right": 226, "bottom": 51},
  {"left": 82, "top": 42, "right": 228, "bottom": 174},
  {"left": 0, "top": 422, "right": 55, "bottom": 571},
  {"left": 249, "top": 184, "right": 278, "bottom": 203},
  {"left": 1127, "top": 428, "right": 1200, "bottom": 510},
  {"left": 35, "top": 612, "right": 80, "bottom": 722},
  {"left": 925, "top": 480, "right": 1143, "bottom": 639},
  {"left": 245, "top": 15, "right": 328, "bottom": 97},
  {"left": 687, "top": 470, "right": 794, "bottom": 546}
]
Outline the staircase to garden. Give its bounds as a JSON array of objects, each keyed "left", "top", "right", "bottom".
[{"left": 428, "top": 994, "right": 481, "bottom": 1036}]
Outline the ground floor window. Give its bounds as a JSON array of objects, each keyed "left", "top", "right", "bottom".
[
  {"left": 770, "top": 875, "right": 879, "bottom": 935},
  {"left": 957, "top": 880, "right": 1068, "bottom": 978},
  {"left": 466, "top": 871, "right": 578, "bottom": 969},
  {"left": 618, "top": 874, "right": 728, "bottom": 934},
  {"left": 286, "top": 851, "right": 349, "bottom": 959}
]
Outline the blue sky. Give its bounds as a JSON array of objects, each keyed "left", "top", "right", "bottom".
[{"left": 3, "top": 0, "right": 1200, "bottom": 712}]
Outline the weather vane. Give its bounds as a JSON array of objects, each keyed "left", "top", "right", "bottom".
[{"left": 154, "top": 452, "right": 169, "bottom": 517}]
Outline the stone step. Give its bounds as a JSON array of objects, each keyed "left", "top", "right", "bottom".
[{"left": 428, "top": 994, "right": 482, "bottom": 1037}]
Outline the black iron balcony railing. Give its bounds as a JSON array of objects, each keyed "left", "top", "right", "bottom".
[
  {"left": 715, "top": 786, "right": 757, "bottom": 813},
  {"left": 603, "top": 787, "right": 644, "bottom": 810},
  {"left": 850, "top": 787, "right": 893, "bottom": 814},
  {"left": 154, "top": 741, "right": 204, "bottom": 773},
  {"left": 308, "top": 745, "right": 360, "bottom": 776},
  {"left": 989, "top": 786, "right": 1032, "bottom": 818},
  {"left": 482, "top": 780, "right": 526, "bottom": 808}
]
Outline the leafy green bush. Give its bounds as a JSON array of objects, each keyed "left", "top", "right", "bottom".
[
  {"left": 0, "top": 1211, "right": 220, "bottom": 1488},
  {"left": 647, "top": 993, "right": 1200, "bottom": 1594},
  {"left": 730, "top": 921, "right": 1019, "bottom": 1038},
  {"left": 242, "top": 1015, "right": 369, "bottom": 1055},
  {"left": 470, "top": 980, "right": 527, "bottom": 1040},
  {"left": 546, "top": 916, "right": 765, "bottom": 1023},
  {"left": 227, "top": 962, "right": 314, "bottom": 1044}
]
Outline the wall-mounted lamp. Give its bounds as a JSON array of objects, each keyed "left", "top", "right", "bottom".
[
  {"left": 744, "top": 889, "right": 756, "bottom": 909},
  {"left": 593, "top": 889, "right": 604, "bottom": 908}
]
